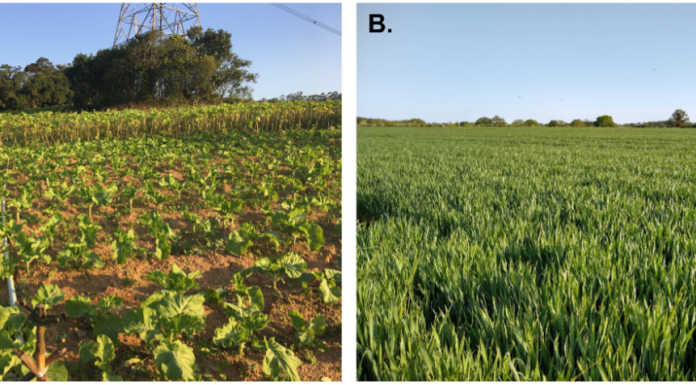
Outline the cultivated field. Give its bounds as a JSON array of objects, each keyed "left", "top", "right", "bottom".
[
  {"left": 358, "top": 126, "right": 696, "bottom": 380},
  {"left": 0, "top": 102, "right": 342, "bottom": 381}
]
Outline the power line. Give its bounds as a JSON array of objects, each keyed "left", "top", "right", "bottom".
[{"left": 270, "top": 3, "right": 341, "bottom": 37}]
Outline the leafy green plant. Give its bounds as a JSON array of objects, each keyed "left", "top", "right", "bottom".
[
  {"left": 271, "top": 209, "right": 325, "bottom": 251},
  {"left": 204, "top": 288, "right": 230, "bottom": 306},
  {"left": 44, "top": 182, "right": 75, "bottom": 205},
  {"left": 78, "top": 214, "right": 102, "bottom": 248},
  {"left": 119, "top": 184, "right": 138, "bottom": 211},
  {"left": 143, "top": 263, "right": 202, "bottom": 295},
  {"left": 300, "top": 269, "right": 342, "bottom": 305},
  {"left": 66, "top": 295, "right": 124, "bottom": 343},
  {"left": 225, "top": 223, "right": 282, "bottom": 255},
  {"left": 78, "top": 183, "right": 118, "bottom": 220},
  {"left": 57, "top": 241, "right": 103, "bottom": 269},
  {"left": 110, "top": 228, "right": 142, "bottom": 264},
  {"left": 251, "top": 252, "right": 307, "bottom": 296},
  {"left": 32, "top": 284, "right": 65, "bottom": 309},
  {"left": 13, "top": 233, "right": 51, "bottom": 269},
  {"left": 158, "top": 174, "right": 189, "bottom": 199},
  {"left": 39, "top": 213, "right": 62, "bottom": 246},
  {"left": 7, "top": 190, "right": 35, "bottom": 222},
  {"left": 263, "top": 337, "right": 302, "bottom": 381},
  {"left": 288, "top": 310, "right": 327, "bottom": 348},
  {"left": 215, "top": 295, "right": 269, "bottom": 356},
  {"left": 79, "top": 335, "right": 122, "bottom": 381},
  {"left": 203, "top": 192, "right": 243, "bottom": 228}
]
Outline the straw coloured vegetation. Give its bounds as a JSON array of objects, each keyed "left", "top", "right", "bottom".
[
  {"left": 0, "top": 100, "right": 341, "bottom": 146},
  {"left": 358, "top": 126, "right": 696, "bottom": 380}
]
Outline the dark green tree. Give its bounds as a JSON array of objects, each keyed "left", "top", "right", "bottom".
[
  {"left": 668, "top": 109, "right": 690, "bottom": 127},
  {"left": 548, "top": 120, "right": 560, "bottom": 127},
  {"left": 594, "top": 115, "right": 616, "bottom": 127},
  {"left": 523, "top": 119, "right": 539, "bottom": 127},
  {"left": 187, "top": 27, "right": 258, "bottom": 100},
  {"left": 491, "top": 115, "right": 507, "bottom": 126},
  {"left": 475, "top": 117, "right": 492, "bottom": 126}
]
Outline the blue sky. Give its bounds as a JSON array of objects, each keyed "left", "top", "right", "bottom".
[
  {"left": 358, "top": 4, "right": 696, "bottom": 124},
  {"left": 0, "top": 3, "right": 341, "bottom": 100}
]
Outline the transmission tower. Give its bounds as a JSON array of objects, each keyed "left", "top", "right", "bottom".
[{"left": 113, "top": 3, "right": 202, "bottom": 47}]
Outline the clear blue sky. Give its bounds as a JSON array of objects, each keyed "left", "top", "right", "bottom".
[
  {"left": 358, "top": 4, "right": 696, "bottom": 124},
  {"left": 0, "top": 3, "right": 341, "bottom": 100}
]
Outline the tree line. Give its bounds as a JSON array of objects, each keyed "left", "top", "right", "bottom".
[
  {"left": 358, "top": 110, "right": 693, "bottom": 128},
  {"left": 1, "top": 27, "right": 257, "bottom": 112}
]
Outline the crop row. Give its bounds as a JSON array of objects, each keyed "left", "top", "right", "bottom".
[{"left": 0, "top": 100, "right": 341, "bottom": 145}]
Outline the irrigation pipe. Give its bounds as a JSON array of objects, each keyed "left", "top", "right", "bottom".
[{"left": 2, "top": 159, "right": 23, "bottom": 345}]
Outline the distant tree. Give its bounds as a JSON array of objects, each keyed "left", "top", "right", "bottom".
[
  {"left": 594, "top": 115, "right": 616, "bottom": 127},
  {"left": 523, "top": 119, "right": 539, "bottom": 127},
  {"left": 548, "top": 120, "right": 560, "bottom": 127},
  {"left": 668, "top": 109, "right": 690, "bottom": 127},
  {"left": 570, "top": 119, "right": 584, "bottom": 127},
  {"left": 0, "top": 58, "right": 71, "bottom": 111},
  {"left": 475, "top": 117, "right": 493, "bottom": 127},
  {"left": 511, "top": 119, "right": 524, "bottom": 126},
  {"left": 491, "top": 115, "right": 507, "bottom": 126}
]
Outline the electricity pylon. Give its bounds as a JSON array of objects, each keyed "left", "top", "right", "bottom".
[{"left": 113, "top": 3, "right": 202, "bottom": 47}]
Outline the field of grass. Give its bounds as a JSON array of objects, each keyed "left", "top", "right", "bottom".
[
  {"left": 357, "top": 126, "right": 696, "bottom": 380},
  {"left": 0, "top": 104, "right": 341, "bottom": 381}
]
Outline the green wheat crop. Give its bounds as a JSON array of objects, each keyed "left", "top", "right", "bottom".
[{"left": 358, "top": 126, "right": 696, "bottom": 381}]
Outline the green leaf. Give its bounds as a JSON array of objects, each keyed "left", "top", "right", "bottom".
[
  {"left": 318, "top": 280, "right": 341, "bottom": 305},
  {"left": 122, "top": 308, "right": 163, "bottom": 343},
  {"left": 0, "top": 306, "right": 26, "bottom": 331},
  {"left": 0, "top": 352, "right": 21, "bottom": 377},
  {"left": 204, "top": 288, "right": 230, "bottom": 306},
  {"left": 65, "top": 296, "right": 95, "bottom": 319},
  {"left": 243, "top": 312, "right": 270, "bottom": 332},
  {"left": 81, "top": 250, "right": 104, "bottom": 269},
  {"left": 288, "top": 310, "right": 306, "bottom": 331},
  {"left": 144, "top": 264, "right": 201, "bottom": 295},
  {"left": 259, "top": 231, "right": 282, "bottom": 248},
  {"left": 263, "top": 337, "right": 302, "bottom": 381},
  {"left": 110, "top": 241, "right": 131, "bottom": 265},
  {"left": 97, "top": 296, "right": 123, "bottom": 314},
  {"left": 44, "top": 361, "right": 68, "bottom": 381},
  {"left": 161, "top": 313, "right": 206, "bottom": 338},
  {"left": 0, "top": 330, "right": 21, "bottom": 350},
  {"left": 32, "top": 284, "right": 64, "bottom": 309},
  {"left": 308, "top": 315, "right": 327, "bottom": 336},
  {"left": 153, "top": 340, "right": 196, "bottom": 381},
  {"left": 158, "top": 293, "right": 206, "bottom": 321},
  {"left": 92, "top": 315, "right": 123, "bottom": 345},
  {"left": 304, "top": 223, "right": 325, "bottom": 251},
  {"left": 213, "top": 318, "right": 250, "bottom": 348},
  {"left": 0, "top": 258, "right": 18, "bottom": 280},
  {"left": 280, "top": 252, "right": 307, "bottom": 279},
  {"left": 79, "top": 335, "right": 115, "bottom": 367},
  {"left": 248, "top": 286, "right": 265, "bottom": 310},
  {"left": 226, "top": 230, "right": 253, "bottom": 255},
  {"left": 141, "top": 291, "right": 166, "bottom": 310}
]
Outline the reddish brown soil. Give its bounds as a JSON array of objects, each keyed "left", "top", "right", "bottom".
[{"left": 1, "top": 133, "right": 342, "bottom": 381}]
